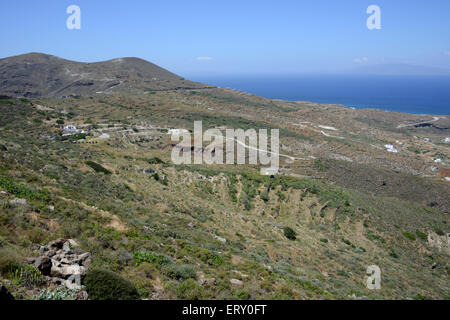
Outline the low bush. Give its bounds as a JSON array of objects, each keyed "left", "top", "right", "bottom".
[
  {"left": 10, "top": 264, "right": 43, "bottom": 287},
  {"left": 260, "top": 190, "right": 269, "bottom": 202},
  {"left": 283, "top": 227, "right": 297, "bottom": 240},
  {"left": 0, "top": 174, "right": 50, "bottom": 202},
  {"left": 402, "top": 231, "right": 416, "bottom": 241},
  {"left": 0, "top": 247, "right": 22, "bottom": 275},
  {"left": 416, "top": 230, "right": 428, "bottom": 241},
  {"left": 145, "top": 157, "right": 164, "bottom": 164},
  {"left": 134, "top": 250, "right": 172, "bottom": 266},
  {"left": 85, "top": 161, "right": 111, "bottom": 175},
  {"left": 164, "top": 263, "right": 196, "bottom": 280},
  {"left": 235, "top": 290, "right": 251, "bottom": 300},
  {"left": 176, "top": 279, "right": 204, "bottom": 299},
  {"left": 84, "top": 269, "right": 140, "bottom": 300}
]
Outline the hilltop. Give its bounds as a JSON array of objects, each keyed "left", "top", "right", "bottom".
[{"left": 0, "top": 53, "right": 213, "bottom": 98}]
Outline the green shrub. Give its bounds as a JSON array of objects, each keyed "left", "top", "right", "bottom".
[
  {"left": 314, "top": 159, "right": 328, "bottom": 171},
  {"left": 10, "top": 264, "right": 43, "bottom": 287},
  {"left": 165, "top": 263, "right": 197, "bottom": 280},
  {"left": 283, "top": 227, "right": 296, "bottom": 240},
  {"left": 341, "top": 238, "right": 352, "bottom": 246},
  {"left": 402, "top": 231, "right": 416, "bottom": 241},
  {"left": 416, "top": 230, "right": 428, "bottom": 241},
  {"left": 197, "top": 249, "right": 223, "bottom": 266},
  {"left": 176, "top": 279, "right": 204, "bottom": 299},
  {"left": 85, "top": 161, "right": 111, "bottom": 175},
  {"left": 260, "top": 190, "right": 269, "bottom": 202},
  {"left": 145, "top": 157, "right": 164, "bottom": 164},
  {"left": 240, "top": 192, "right": 252, "bottom": 210},
  {"left": 0, "top": 247, "right": 22, "bottom": 275},
  {"left": 389, "top": 251, "right": 399, "bottom": 259},
  {"left": 84, "top": 269, "right": 140, "bottom": 300},
  {"left": 134, "top": 250, "right": 172, "bottom": 266},
  {"left": 0, "top": 174, "right": 50, "bottom": 202},
  {"left": 320, "top": 238, "right": 328, "bottom": 243},
  {"left": 73, "top": 133, "right": 86, "bottom": 140},
  {"left": 276, "top": 190, "right": 286, "bottom": 201},
  {"left": 0, "top": 98, "right": 13, "bottom": 105},
  {"left": 56, "top": 119, "right": 65, "bottom": 125},
  {"left": 235, "top": 290, "right": 251, "bottom": 300}
]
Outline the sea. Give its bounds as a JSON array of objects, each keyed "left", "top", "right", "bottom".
[{"left": 189, "top": 74, "right": 450, "bottom": 115}]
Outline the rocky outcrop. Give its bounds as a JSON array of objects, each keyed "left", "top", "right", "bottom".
[
  {"left": 28, "top": 238, "right": 92, "bottom": 291},
  {"left": 230, "top": 279, "right": 244, "bottom": 287},
  {"left": 427, "top": 232, "right": 450, "bottom": 255}
]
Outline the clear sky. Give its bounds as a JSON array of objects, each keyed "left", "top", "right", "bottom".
[{"left": 1, "top": 0, "right": 450, "bottom": 76}]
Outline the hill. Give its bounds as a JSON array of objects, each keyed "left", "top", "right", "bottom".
[
  {"left": 0, "top": 53, "right": 213, "bottom": 98},
  {"left": 0, "top": 53, "right": 448, "bottom": 300}
]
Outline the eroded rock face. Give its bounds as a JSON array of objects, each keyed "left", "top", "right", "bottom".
[
  {"left": 427, "top": 232, "right": 450, "bottom": 254},
  {"left": 28, "top": 239, "right": 91, "bottom": 290},
  {"left": 34, "top": 256, "right": 52, "bottom": 276}
]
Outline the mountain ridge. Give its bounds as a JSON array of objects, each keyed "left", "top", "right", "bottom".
[{"left": 0, "top": 52, "right": 213, "bottom": 98}]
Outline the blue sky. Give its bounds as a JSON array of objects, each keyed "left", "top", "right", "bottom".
[{"left": 1, "top": 0, "right": 450, "bottom": 76}]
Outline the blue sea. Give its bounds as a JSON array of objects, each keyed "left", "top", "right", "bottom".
[{"left": 190, "top": 74, "right": 450, "bottom": 115}]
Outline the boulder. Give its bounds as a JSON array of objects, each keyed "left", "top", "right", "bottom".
[
  {"left": 65, "top": 274, "right": 82, "bottom": 290},
  {"left": 198, "top": 275, "right": 216, "bottom": 286},
  {"left": 51, "top": 263, "right": 86, "bottom": 279},
  {"left": 39, "top": 246, "right": 49, "bottom": 255},
  {"left": 34, "top": 256, "right": 52, "bottom": 276},
  {"left": 47, "top": 238, "right": 65, "bottom": 250},
  {"left": 62, "top": 241, "right": 73, "bottom": 254},
  {"left": 46, "top": 250, "right": 56, "bottom": 258},
  {"left": 78, "top": 252, "right": 91, "bottom": 262},
  {"left": 230, "top": 279, "right": 244, "bottom": 287},
  {"left": 214, "top": 235, "right": 227, "bottom": 243},
  {"left": 78, "top": 252, "right": 92, "bottom": 267},
  {"left": 67, "top": 239, "right": 79, "bottom": 247}
]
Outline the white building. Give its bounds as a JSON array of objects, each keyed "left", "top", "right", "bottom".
[
  {"left": 64, "top": 125, "right": 77, "bottom": 131},
  {"left": 384, "top": 144, "right": 398, "bottom": 153}
]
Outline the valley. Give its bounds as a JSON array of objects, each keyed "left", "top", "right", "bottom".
[{"left": 0, "top": 53, "right": 449, "bottom": 300}]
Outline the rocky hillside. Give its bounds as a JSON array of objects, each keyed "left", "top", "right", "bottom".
[
  {"left": 0, "top": 53, "right": 212, "bottom": 98},
  {"left": 0, "top": 54, "right": 448, "bottom": 300}
]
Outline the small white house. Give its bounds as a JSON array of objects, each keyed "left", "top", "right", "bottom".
[
  {"left": 384, "top": 144, "right": 398, "bottom": 153},
  {"left": 168, "top": 129, "right": 189, "bottom": 137},
  {"left": 444, "top": 137, "right": 450, "bottom": 144},
  {"left": 64, "top": 125, "right": 77, "bottom": 131}
]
